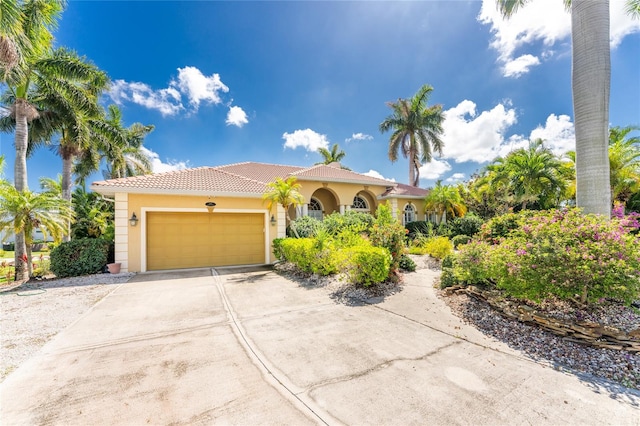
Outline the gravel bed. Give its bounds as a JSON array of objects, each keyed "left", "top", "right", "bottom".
[
  {"left": 438, "top": 289, "right": 640, "bottom": 390},
  {"left": 0, "top": 273, "right": 134, "bottom": 382},
  {"left": 273, "top": 262, "right": 403, "bottom": 304}
]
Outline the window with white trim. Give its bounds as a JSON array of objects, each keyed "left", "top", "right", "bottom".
[
  {"left": 403, "top": 204, "right": 416, "bottom": 225},
  {"left": 308, "top": 198, "right": 323, "bottom": 221},
  {"left": 351, "top": 195, "right": 368, "bottom": 211}
]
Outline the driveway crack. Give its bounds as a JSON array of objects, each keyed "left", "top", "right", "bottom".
[{"left": 211, "top": 268, "right": 332, "bottom": 426}]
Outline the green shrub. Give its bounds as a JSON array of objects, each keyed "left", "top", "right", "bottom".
[
  {"left": 452, "top": 240, "right": 494, "bottom": 285},
  {"left": 422, "top": 236, "right": 453, "bottom": 260},
  {"left": 50, "top": 238, "right": 110, "bottom": 278},
  {"left": 370, "top": 204, "right": 406, "bottom": 272},
  {"left": 321, "top": 211, "right": 374, "bottom": 236},
  {"left": 449, "top": 213, "right": 483, "bottom": 237},
  {"left": 272, "top": 238, "right": 286, "bottom": 261},
  {"left": 279, "top": 237, "right": 337, "bottom": 276},
  {"left": 492, "top": 209, "right": 640, "bottom": 304},
  {"left": 399, "top": 254, "right": 416, "bottom": 272},
  {"left": 341, "top": 246, "right": 391, "bottom": 286},
  {"left": 405, "top": 221, "right": 434, "bottom": 240},
  {"left": 478, "top": 211, "right": 537, "bottom": 243},
  {"left": 288, "top": 216, "right": 321, "bottom": 238},
  {"left": 439, "top": 268, "right": 457, "bottom": 289},
  {"left": 452, "top": 234, "right": 472, "bottom": 248},
  {"left": 279, "top": 238, "right": 316, "bottom": 273},
  {"left": 435, "top": 223, "right": 451, "bottom": 237},
  {"left": 441, "top": 254, "right": 455, "bottom": 269}
]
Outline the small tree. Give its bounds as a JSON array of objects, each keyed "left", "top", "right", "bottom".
[
  {"left": 424, "top": 181, "right": 467, "bottom": 224},
  {"left": 0, "top": 183, "right": 75, "bottom": 277},
  {"left": 262, "top": 176, "right": 305, "bottom": 238}
]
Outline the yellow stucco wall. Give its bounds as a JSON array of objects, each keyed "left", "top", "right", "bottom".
[
  {"left": 124, "top": 193, "right": 276, "bottom": 272},
  {"left": 115, "top": 185, "right": 428, "bottom": 272}
]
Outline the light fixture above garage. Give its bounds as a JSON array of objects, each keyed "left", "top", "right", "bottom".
[
  {"left": 270, "top": 215, "right": 276, "bottom": 226},
  {"left": 129, "top": 213, "right": 138, "bottom": 226},
  {"left": 205, "top": 201, "right": 217, "bottom": 213}
]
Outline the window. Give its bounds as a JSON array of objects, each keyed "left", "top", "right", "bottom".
[
  {"left": 351, "top": 195, "right": 368, "bottom": 211},
  {"left": 308, "top": 198, "right": 323, "bottom": 220},
  {"left": 403, "top": 204, "right": 416, "bottom": 225}
]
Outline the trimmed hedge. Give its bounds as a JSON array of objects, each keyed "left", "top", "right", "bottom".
[
  {"left": 50, "top": 238, "right": 110, "bottom": 278},
  {"left": 341, "top": 246, "right": 391, "bottom": 286}
]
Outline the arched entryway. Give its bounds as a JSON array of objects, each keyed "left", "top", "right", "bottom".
[
  {"left": 351, "top": 191, "right": 376, "bottom": 214},
  {"left": 310, "top": 187, "right": 339, "bottom": 219}
]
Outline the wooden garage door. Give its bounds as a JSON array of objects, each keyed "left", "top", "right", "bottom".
[{"left": 146, "top": 212, "right": 265, "bottom": 270}]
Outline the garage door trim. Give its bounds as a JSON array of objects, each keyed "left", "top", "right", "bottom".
[{"left": 140, "top": 207, "right": 270, "bottom": 272}]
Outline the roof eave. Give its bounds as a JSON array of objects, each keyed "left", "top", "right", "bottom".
[
  {"left": 296, "top": 176, "right": 395, "bottom": 187},
  {"left": 89, "top": 185, "right": 264, "bottom": 198}
]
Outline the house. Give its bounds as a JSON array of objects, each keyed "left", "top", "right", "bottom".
[{"left": 90, "top": 161, "right": 429, "bottom": 272}]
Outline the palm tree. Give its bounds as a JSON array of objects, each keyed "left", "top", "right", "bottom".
[
  {"left": 487, "top": 140, "right": 568, "bottom": 210},
  {"left": 2, "top": 48, "right": 107, "bottom": 242},
  {"left": 70, "top": 186, "right": 114, "bottom": 240},
  {"left": 607, "top": 125, "right": 640, "bottom": 204},
  {"left": 424, "top": 181, "right": 467, "bottom": 224},
  {"left": 316, "top": 144, "right": 346, "bottom": 165},
  {"left": 262, "top": 176, "right": 305, "bottom": 238},
  {"left": 0, "top": 0, "right": 22, "bottom": 75},
  {"left": 39, "top": 174, "right": 62, "bottom": 196},
  {"left": 0, "top": 182, "right": 74, "bottom": 277},
  {"left": 1, "top": 0, "right": 64, "bottom": 279},
  {"left": 74, "top": 104, "right": 154, "bottom": 184},
  {"left": 495, "top": 0, "right": 638, "bottom": 216},
  {"left": 380, "top": 84, "right": 444, "bottom": 186}
]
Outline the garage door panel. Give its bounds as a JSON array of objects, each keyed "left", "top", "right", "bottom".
[{"left": 146, "top": 212, "right": 265, "bottom": 271}]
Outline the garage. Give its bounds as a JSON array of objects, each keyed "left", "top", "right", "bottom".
[{"left": 146, "top": 212, "right": 265, "bottom": 271}]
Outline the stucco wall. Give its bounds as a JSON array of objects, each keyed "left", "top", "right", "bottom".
[{"left": 123, "top": 193, "right": 276, "bottom": 272}]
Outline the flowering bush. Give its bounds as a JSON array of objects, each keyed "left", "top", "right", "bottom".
[
  {"left": 450, "top": 209, "right": 640, "bottom": 304},
  {"left": 369, "top": 203, "right": 406, "bottom": 273}
]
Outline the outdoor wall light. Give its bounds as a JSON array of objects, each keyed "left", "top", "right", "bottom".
[
  {"left": 205, "top": 201, "right": 217, "bottom": 213},
  {"left": 129, "top": 213, "right": 139, "bottom": 227},
  {"left": 270, "top": 215, "right": 277, "bottom": 226}
]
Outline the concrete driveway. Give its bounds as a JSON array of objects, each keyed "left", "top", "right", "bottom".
[{"left": 1, "top": 267, "right": 639, "bottom": 425}]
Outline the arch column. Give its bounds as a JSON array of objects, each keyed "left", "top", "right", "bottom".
[{"left": 302, "top": 203, "right": 309, "bottom": 217}]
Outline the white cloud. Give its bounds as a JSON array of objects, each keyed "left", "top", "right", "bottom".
[
  {"left": 446, "top": 173, "right": 466, "bottom": 183},
  {"left": 419, "top": 158, "right": 452, "bottom": 180},
  {"left": 490, "top": 114, "right": 576, "bottom": 159},
  {"left": 363, "top": 170, "right": 395, "bottom": 182},
  {"left": 441, "top": 100, "right": 518, "bottom": 163},
  {"left": 282, "top": 129, "right": 330, "bottom": 152},
  {"left": 141, "top": 147, "right": 189, "bottom": 173},
  {"left": 503, "top": 54, "right": 541, "bottom": 78},
  {"left": 478, "top": 0, "right": 639, "bottom": 78},
  {"left": 611, "top": 3, "right": 640, "bottom": 47},
  {"left": 110, "top": 80, "right": 183, "bottom": 116},
  {"left": 174, "top": 66, "right": 229, "bottom": 108},
  {"left": 108, "top": 66, "right": 233, "bottom": 117},
  {"left": 529, "top": 113, "right": 575, "bottom": 155},
  {"left": 346, "top": 133, "right": 373, "bottom": 142},
  {"left": 226, "top": 106, "right": 249, "bottom": 127}
]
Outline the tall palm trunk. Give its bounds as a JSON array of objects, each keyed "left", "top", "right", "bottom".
[
  {"left": 61, "top": 154, "right": 73, "bottom": 242},
  {"left": 13, "top": 98, "right": 30, "bottom": 280},
  {"left": 572, "top": 0, "right": 611, "bottom": 217},
  {"left": 408, "top": 140, "right": 417, "bottom": 187}
]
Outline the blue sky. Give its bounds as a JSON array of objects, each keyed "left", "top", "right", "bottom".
[{"left": 1, "top": 0, "right": 639, "bottom": 190}]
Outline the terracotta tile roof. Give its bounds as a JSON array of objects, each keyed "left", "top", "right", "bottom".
[
  {"left": 381, "top": 183, "right": 430, "bottom": 198},
  {"left": 91, "top": 167, "right": 266, "bottom": 195},
  {"left": 292, "top": 163, "right": 395, "bottom": 186},
  {"left": 91, "top": 161, "right": 398, "bottom": 196},
  {"left": 215, "top": 162, "right": 302, "bottom": 184}
]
